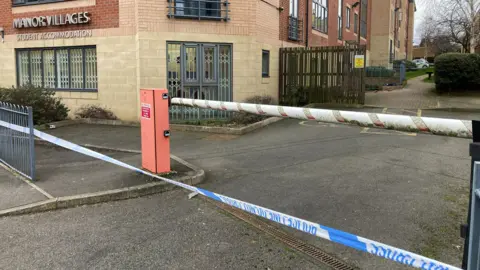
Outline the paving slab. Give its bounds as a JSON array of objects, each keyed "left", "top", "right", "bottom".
[
  {"left": 0, "top": 167, "right": 47, "bottom": 211},
  {"left": 34, "top": 144, "right": 192, "bottom": 198}
]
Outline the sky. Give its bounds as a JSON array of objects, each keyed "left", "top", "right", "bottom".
[{"left": 413, "top": 1, "right": 426, "bottom": 45}]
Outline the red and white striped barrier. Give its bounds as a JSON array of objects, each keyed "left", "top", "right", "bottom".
[{"left": 171, "top": 98, "right": 473, "bottom": 138}]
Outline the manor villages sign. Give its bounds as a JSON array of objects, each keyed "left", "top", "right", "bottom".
[{"left": 13, "top": 12, "right": 91, "bottom": 29}]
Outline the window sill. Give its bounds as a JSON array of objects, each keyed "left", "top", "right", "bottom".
[
  {"left": 12, "top": 0, "right": 65, "bottom": 7},
  {"left": 312, "top": 29, "right": 328, "bottom": 37},
  {"left": 167, "top": 14, "right": 228, "bottom": 21},
  {"left": 52, "top": 89, "right": 98, "bottom": 93},
  {"left": 262, "top": 77, "right": 270, "bottom": 84}
]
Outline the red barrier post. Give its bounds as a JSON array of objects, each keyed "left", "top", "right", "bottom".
[{"left": 140, "top": 89, "right": 170, "bottom": 174}]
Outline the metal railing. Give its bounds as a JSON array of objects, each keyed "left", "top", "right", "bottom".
[
  {"left": 288, "top": 16, "right": 303, "bottom": 41},
  {"left": 0, "top": 102, "right": 35, "bottom": 181},
  {"left": 167, "top": 0, "right": 230, "bottom": 21},
  {"left": 468, "top": 160, "right": 480, "bottom": 269}
]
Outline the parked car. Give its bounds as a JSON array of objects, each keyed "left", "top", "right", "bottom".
[{"left": 413, "top": 58, "right": 430, "bottom": 69}]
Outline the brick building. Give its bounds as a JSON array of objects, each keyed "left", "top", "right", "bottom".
[
  {"left": 0, "top": 0, "right": 414, "bottom": 121},
  {"left": 369, "top": 0, "right": 416, "bottom": 67},
  {"left": 0, "top": 0, "right": 284, "bottom": 121},
  {"left": 279, "top": 0, "right": 372, "bottom": 59}
]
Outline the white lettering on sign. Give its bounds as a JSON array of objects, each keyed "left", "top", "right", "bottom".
[
  {"left": 141, "top": 103, "right": 151, "bottom": 119},
  {"left": 17, "top": 30, "right": 93, "bottom": 41},
  {"left": 13, "top": 12, "right": 91, "bottom": 29}
]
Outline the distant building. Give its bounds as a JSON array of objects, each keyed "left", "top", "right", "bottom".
[{"left": 368, "top": 0, "right": 416, "bottom": 67}]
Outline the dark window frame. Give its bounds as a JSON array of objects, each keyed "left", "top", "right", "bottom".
[
  {"left": 167, "top": 0, "right": 230, "bottom": 21},
  {"left": 360, "top": 0, "right": 368, "bottom": 38},
  {"left": 16, "top": 46, "right": 98, "bottom": 92},
  {"left": 12, "top": 0, "right": 65, "bottom": 7},
  {"left": 337, "top": 0, "right": 343, "bottom": 40},
  {"left": 354, "top": 13, "right": 358, "bottom": 34},
  {"left": 346, "top": 7, "right": 351, "bottom": 29},
  {"left": 262, "top": 50, "right": 270, "bottom": 78},
  {"left": 312, "top": 0, "right": 328, "bottom": 34}
]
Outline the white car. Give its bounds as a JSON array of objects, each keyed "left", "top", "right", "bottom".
[{"left": 413, "top": 59, "right": 430, "bottom": 69}]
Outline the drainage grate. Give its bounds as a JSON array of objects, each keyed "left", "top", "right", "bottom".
[{"left": 205, "top": 198, "right": 359, "bottom": 270}]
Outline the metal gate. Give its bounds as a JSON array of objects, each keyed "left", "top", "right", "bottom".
[
  {"left": 279, "top": 45, "right": 366, "bottom": 106},
  {"left": 167, "top": 42, "right": 232, "bottom": 121},
  {"left": 0, "top": 102, "right": 35, "bottom": 181}
]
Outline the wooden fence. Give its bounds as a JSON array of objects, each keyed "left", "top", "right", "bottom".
[{"left": 279, "top": 45, "right": 366, "bottom": 106}]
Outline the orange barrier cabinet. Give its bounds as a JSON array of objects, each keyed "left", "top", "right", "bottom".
[{"left": 140, "top": 89, "right": 170, "bottom": 174}]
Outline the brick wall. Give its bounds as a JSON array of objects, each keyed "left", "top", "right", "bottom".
[
  {"left": 279, "top": 0, "right": 307, "bottom": 46},
  {"left": 136, "top": 0, "right": 258, "bottom": 36},
  {"left": 0, "top": 0, "right": 120, "bottom": 35},
  {"left": 280, "top": 0, "right": 371, "bottom": 48}
]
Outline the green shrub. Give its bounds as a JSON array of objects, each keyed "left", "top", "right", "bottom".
[
  {"left": 229, "top": 95, "right": 274, "bottom": 125},
  {"left": 366, "top": 66, "right": 395, "bottom": 77},
  {"left": 0, "top": 84, "right": 69, "bottom": 125},
  {"left": 75, "top": 105, "right": 117, "bottom": 120},
  {"left": 366, "top": 84, "right": 382, "bottom": 91},
  {"left": 435, "top": 53, "right": 480, "bottom": 92},
  {"left": 393, "top": 60, "right": 416, "bottom": 71},
  {"left": 280, "top": 86, "right": 309, "bottom": 106}
]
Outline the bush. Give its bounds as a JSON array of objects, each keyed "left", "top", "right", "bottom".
[
  {"left": 435, "top": 53, "right": 480, "bottom": 91},
  {"left": 0, "top": 84, "right": 69, "bottom": 125},
  {"left": 229, "top": 95, "right": 274, "bottom": 125},
  {"left": 280, "top": 86, "right": 309, "bottom": 107},
  {"left": 366, "top": 66, "right": 395, "bottom": 77},
  {"left": 75, "top": 105, "right": 117, "bottom": 120},
  {"left": 393, "top": 59, "right": 417, "bottom": 71}
]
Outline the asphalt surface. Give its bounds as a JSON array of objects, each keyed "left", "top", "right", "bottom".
[
  {"left": 0, "top": 190, "right": 324, "bottom": 270},
  {"left": 0, "top": 166, "right": 47, "bottom": 209},
  {"left": 1, "top": 108, "right": 477, "bottom": 269}
]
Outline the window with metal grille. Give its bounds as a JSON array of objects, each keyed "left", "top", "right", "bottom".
[
  {"left": 312, "top": 0, "right": 328, "bottom": 33},
  {"left": 168, "top": 0, "right": 229, "bottom": 21},
  {"left": 12, "top": 0, "right": 65, "bottom": 6},
  {"left": 16, "top": 46, "right": 98, "bottom": 91},
  {"left": 262, "top": 50, "right": 270, "bottom": 78}
]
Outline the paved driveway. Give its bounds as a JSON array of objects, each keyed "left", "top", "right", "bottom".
[
  {"left": 172, "top": 119, "right": 469, "bottom": 269},
  {"left": 37, "top": 110, "right": 475, "bottom": 269}
]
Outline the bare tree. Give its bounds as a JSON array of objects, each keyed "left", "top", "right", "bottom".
[{"left": 417, "top": 0, "right": 479, "bottom": 53}]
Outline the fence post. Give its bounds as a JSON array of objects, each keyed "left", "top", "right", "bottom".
[
  {"left": 27, "top": 107, "right": 35, "bottom": 181},
  {"left": 463, "top": 120, "right": 480, "bottom": 269}
]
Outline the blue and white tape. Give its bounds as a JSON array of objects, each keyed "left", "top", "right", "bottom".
[{"left": 0, "top": 120, "right": 461, "bottom": 270}]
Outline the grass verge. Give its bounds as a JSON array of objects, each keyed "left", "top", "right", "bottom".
[
  {"left": 406, "top": 68, "right": 434, "bottom": 80},
  {"left": 423, "top": 76, "right": 435, "bottom": 83}
]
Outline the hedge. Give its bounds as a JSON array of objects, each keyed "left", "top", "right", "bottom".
[
  {"left": 366, "top": 66, "right": 395, "bottom": 78},
  {"left": 0, "top": 84, "right": 69, "bottom": 125},
  {"left": 435, "top": 53, "right": 480, "bottom": 91}
]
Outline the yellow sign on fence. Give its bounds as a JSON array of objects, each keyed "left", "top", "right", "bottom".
[{"left": 354, "top": 55, "right": 365, "bottom": 68}]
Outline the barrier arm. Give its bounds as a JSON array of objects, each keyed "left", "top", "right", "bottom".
[{"left": 171, "top": 98, "right": 473, "bottom": 139}]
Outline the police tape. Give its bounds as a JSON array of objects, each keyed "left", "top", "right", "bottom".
[
  {"left": 171, "top": 98, "right": 473, "bottom": 139},
  {"left": 0, "top": 119, "right": 461, "bottom": 270}
]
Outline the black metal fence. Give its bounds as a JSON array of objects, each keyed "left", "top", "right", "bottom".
[{"left": 0, "top": 102, "right": 35, "bottom": 181}]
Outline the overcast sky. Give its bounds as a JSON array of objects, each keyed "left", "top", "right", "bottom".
[{"left": 413, "top": 1, "right": 426, "bottom": 45}]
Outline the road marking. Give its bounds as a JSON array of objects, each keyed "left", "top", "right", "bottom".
[
  {"left": 299, "top": 121, "right": 343, "bottom": 128},
  {"left": 382, "top": 108, "right": 388, "bottom": 113},
  {"left": 360, "top": 128, "right": 417, "bottom": 137},
  {"left": 417, "top": 109, "right": 422, "bottom": 117},
  {"left": 0, "top": 162, "right": 54, "bottom": 199}
]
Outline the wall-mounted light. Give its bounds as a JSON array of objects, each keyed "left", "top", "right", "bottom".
[{"left": 0, "top": 27, "right": 4, "bottom": 43}]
